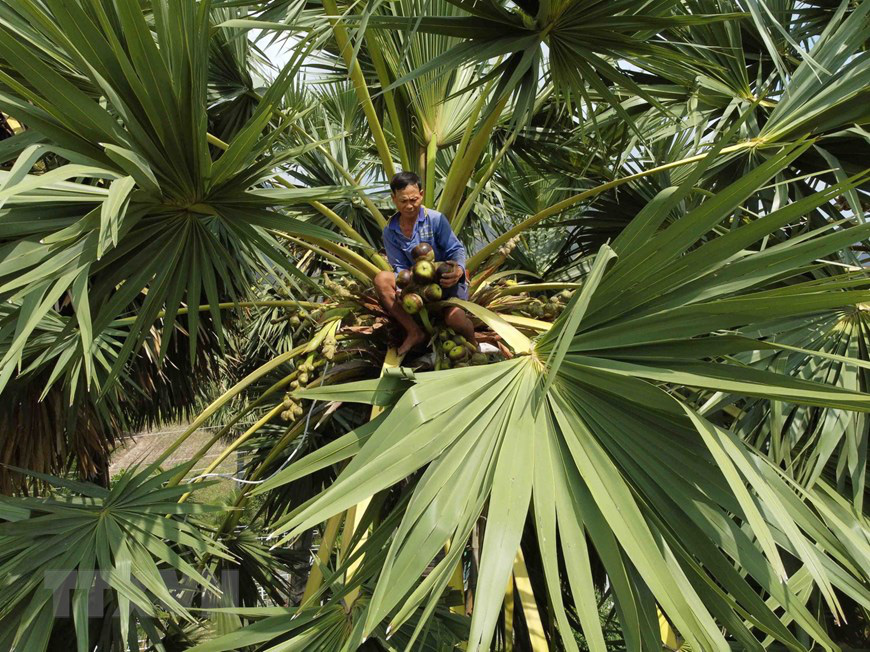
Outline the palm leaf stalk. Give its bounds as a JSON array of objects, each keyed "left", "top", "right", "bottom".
[
  {"left": 208, "top": 120, "right": 392, "bottom": 259},
  {"left": 320, "top": 0, "right": 397, "bottom": 180},
  {"left": 467, "top": 137, "right": 766, "bottom": 272}
]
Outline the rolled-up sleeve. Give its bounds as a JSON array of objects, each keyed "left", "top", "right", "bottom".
[
  {"left": 434, "top": 214, "right": 467, "bottom": 271},
  {"left": 382, "top": 227, "right": 409, "bottom": 272}
]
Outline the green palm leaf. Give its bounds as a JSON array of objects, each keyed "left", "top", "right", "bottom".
[
  {"left": 1, "top": 0, "right": 868, "bottom": 649},
  {"left": 0, "top": 0, "right": 351, "bottom": 398},
  {"left": 0, "top": 463, "right": 231, "bottom": 652},
  {"left": 261, "top": 156, "right": 870, "bottom": 650}
]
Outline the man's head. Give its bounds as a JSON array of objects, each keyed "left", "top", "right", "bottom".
[{"left": 390, "top": 171, "right": 423, "bottom": 220}]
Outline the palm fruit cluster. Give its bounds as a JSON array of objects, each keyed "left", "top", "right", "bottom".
[
  {"left": 280, "top": 393, "right": 304, "bottom": 422},
  {"left": 323, "top": 273, "right": 363, "bottom": 300},
  {"left": 514, "top": 289, "right": 573, "bottom": 319},
  {"left": 270, "top": 309, "right": 303, "bottom": 327},
  {"left": 396, "top": 242, "right": 460, "bottom": 315},
  {"left": 435, "top": 328, "right": 490, "bottom": 369},
  {"left": 276, "top": 307, "right": 321, "bottom": 331},
  {"left": 321, "top": 333, "right": 337, "bottom": 360},
  {"left": 290, "top": 357, "right": 316, "bottom": 390}
]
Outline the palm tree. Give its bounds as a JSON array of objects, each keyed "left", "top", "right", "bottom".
[{"left": 0, "top": 0, "right": 868, "bottom": 650}]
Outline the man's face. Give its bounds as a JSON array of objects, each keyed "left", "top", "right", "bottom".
[{"left": 391, "top": 184, "right": 423, "bottom": 220}]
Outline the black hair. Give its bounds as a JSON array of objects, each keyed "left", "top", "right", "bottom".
[{"left": 390, "top": 171, "right": 422, "bottom": 193}]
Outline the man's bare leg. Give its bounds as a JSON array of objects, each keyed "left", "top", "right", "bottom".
[
  {"left": 374, "top": 271, "right": 426, "bottom": 355},
  {"left": 444, "top": 306, "right": 476, "bottom": 347}
]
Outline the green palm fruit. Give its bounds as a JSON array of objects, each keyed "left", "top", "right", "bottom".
[
  {"left": 471, "top": 352, "right": 488, "bottom": 365},
  {"left": 442, "top": 340, "right": 456, "bottom": 353},
  {"left": 448, "top": 345, "right": 467, "bottom": 361},
  {"left": 422, "top": 283, "right": 442, "bottom": 302},
  {"left": 413, "top": 259, "right": 436, "bottom": 283},
  {"left": 402, "top": 293, "right": 424, "bottom": 314}
]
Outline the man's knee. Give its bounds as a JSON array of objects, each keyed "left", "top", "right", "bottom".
[
  {"left": 443, "top": 306, "right": 463, "bottom": 327},
  {"left": 374, "top": 271, "right": 396, "bottom": 302},
  {"left": 374, "top": 271, "right": 395, "bottom": 291}
]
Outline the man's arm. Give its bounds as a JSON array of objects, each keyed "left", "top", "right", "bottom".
[
  {"left": 434, "top": 213, "right": 467, "bottom": 271},
  {"left": 382, "top": 227, "right": 409, "bottom": 272}
]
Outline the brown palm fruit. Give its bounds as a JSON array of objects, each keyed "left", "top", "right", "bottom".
[
  {"left": 412, "top": 242, "right": 435, "bottom": 261},
  {"left": 396, "top": 269, "right": 414, "bottom": 289}
]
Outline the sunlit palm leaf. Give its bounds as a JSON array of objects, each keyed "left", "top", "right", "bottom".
[
  {"left": 364, "top": 0, "right": 742, "bottom": 129},
  {"left": 730, "top": 305, "right": 869, "bottom": 511},
  {"left": 261, "top": 154, "right": 870, "bottom": 650},
  {"left": 0, "top": 0, "right": 350, "bottom": 398}
]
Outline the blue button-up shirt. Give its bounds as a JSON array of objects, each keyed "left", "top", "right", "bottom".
[{"left": 382, "top": 206, "right": 467, "bottom": 273}]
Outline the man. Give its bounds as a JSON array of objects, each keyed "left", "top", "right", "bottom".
[{"left": 374, "top": 171, "right": 477, "bottom": 356}]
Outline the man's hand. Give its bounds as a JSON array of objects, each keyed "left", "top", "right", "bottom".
[{"left": 439, "top": 264, "right": 464, "bottom": 288}]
